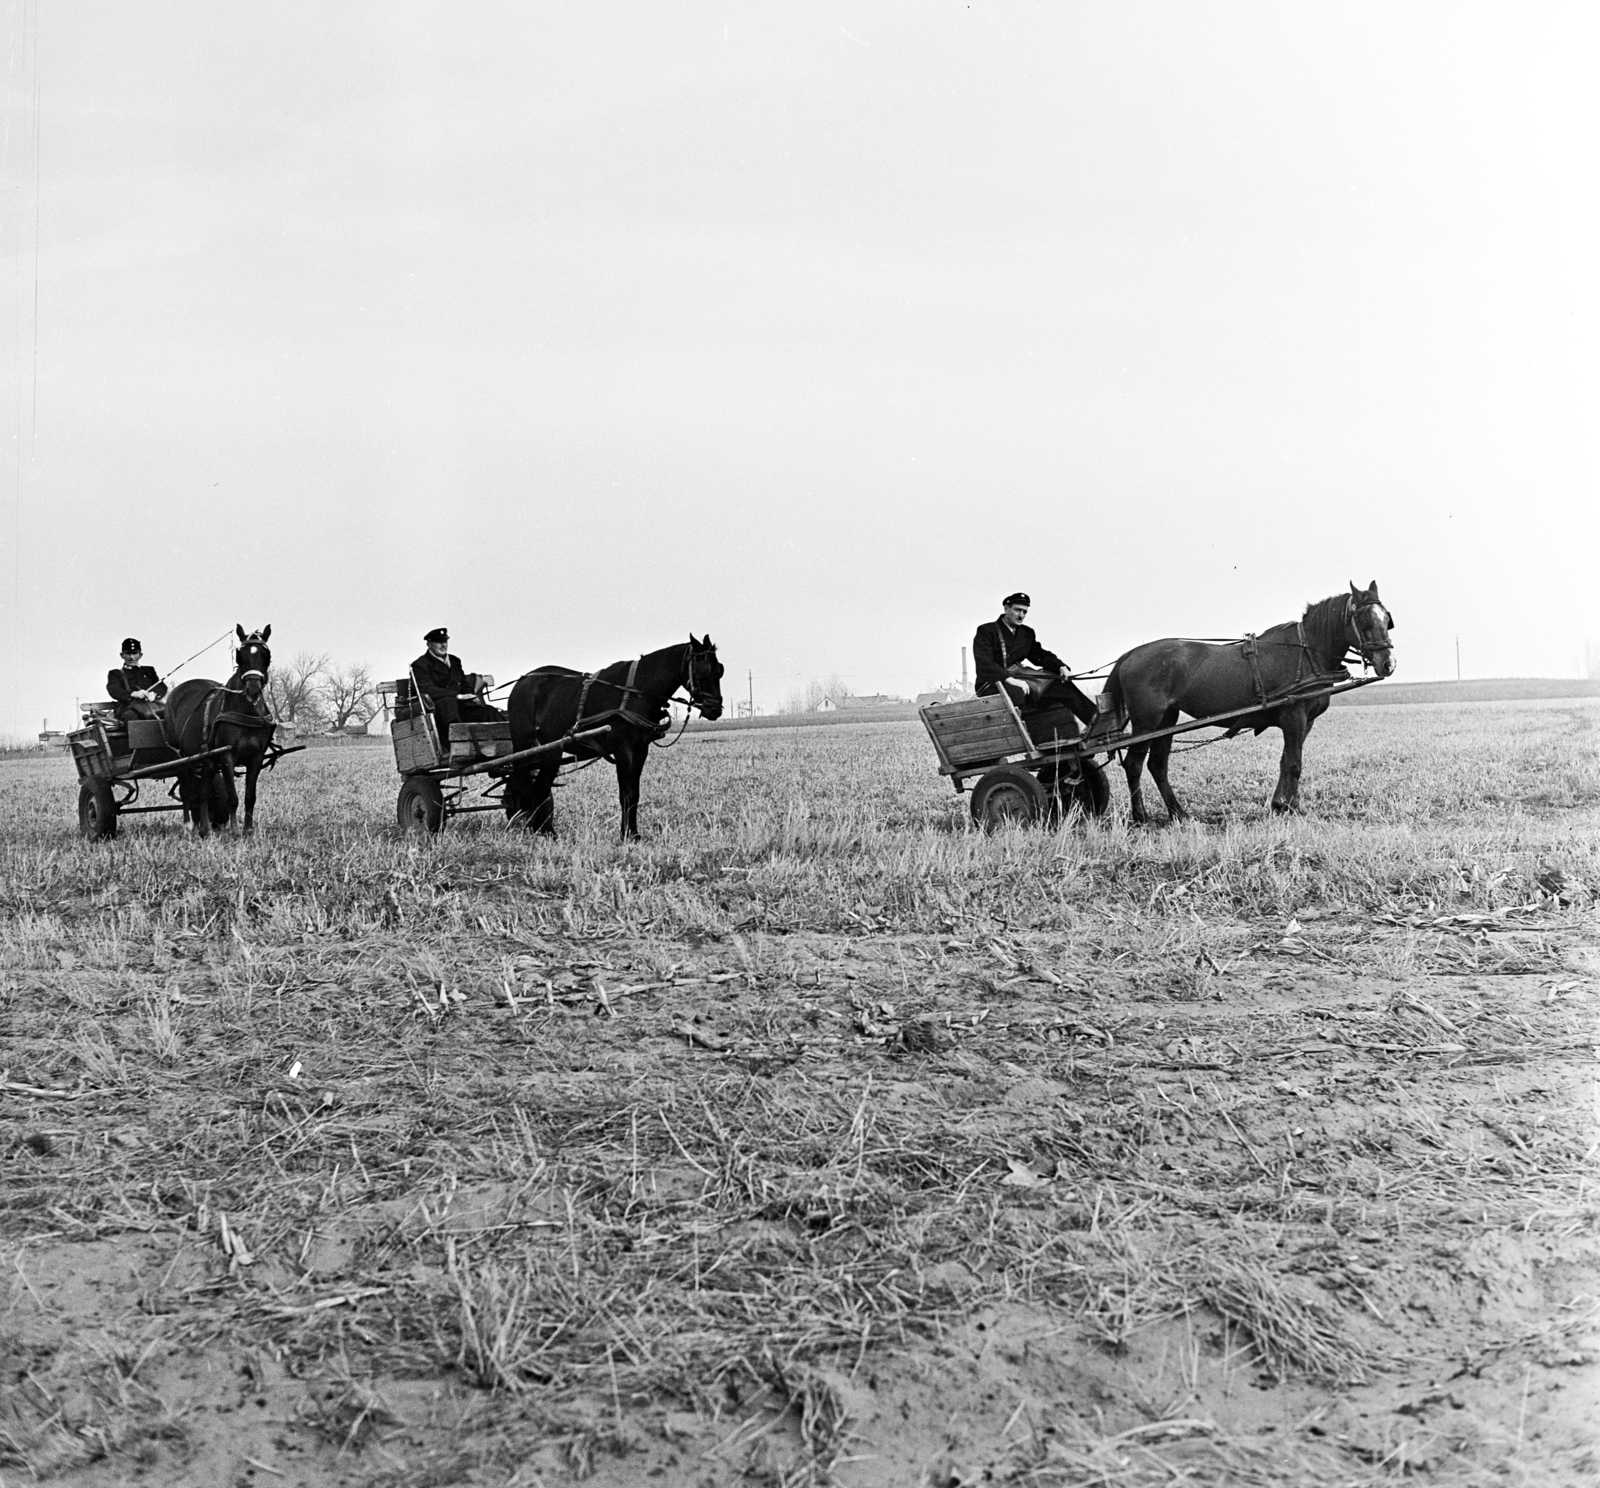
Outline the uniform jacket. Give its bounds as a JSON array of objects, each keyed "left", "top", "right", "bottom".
[
  {"left": 972, "top": 618, "right": 1066, "bottom": 694},
  {"left": 106, "top": 664, "right": 167, "bottom": 705},
  {"left": 411, "top": 651, "right": 483, "bottom": 704}
]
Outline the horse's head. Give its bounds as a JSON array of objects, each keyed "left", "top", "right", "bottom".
[
  {"left": 1347, "top": 582, "right": 1396, "bottom": 678},
  {"left": 685, "top": 634, "right": 725, "bottom": 720},
  {"left": 234, "top": 622, "right": 274, "bottom": 705}
]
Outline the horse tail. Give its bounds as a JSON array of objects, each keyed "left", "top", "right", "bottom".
[{"left": 1103, "top": 660, "right": 1127, "bottom": 729}]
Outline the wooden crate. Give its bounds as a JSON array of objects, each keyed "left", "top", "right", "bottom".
[
  {"left": 392, "top": 714, "right": 439, "bottom": 773},
  {"left": 920, "top": 694, "right": 1032, "bottom": 773}
]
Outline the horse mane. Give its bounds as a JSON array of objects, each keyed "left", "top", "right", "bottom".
[{"left": 1300, "top": 593, "right": 1348, "bottom": 664}]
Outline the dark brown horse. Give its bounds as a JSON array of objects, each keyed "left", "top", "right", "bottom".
[
  {"left": 164, "top": 625, "right": 278, "bottom": 835},
  {"left": 504, "top": 636, "right": 724, "bottom": 840},
  {"left": 1104, "top": 582, "right": 1395, "bottom": 823}
]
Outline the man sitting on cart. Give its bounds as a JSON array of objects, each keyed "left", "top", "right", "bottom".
[
  {"left": 973, "top": 594, "right": 1097, "bottom": 728},
  {"left": 411, "top": 627, "right": 503, "bottom": 734},
  {"left": 107, "top": 638, "right": 168, "bottom": 722}
]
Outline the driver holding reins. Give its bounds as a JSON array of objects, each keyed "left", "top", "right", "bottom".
[
  {"left": 411, "top": 627, "right": 503, "bottom": 734},
  {"left": 107, "top": 638, "right": 168, "bottom": 722},
  {"left": 973, "top": 593, "right": 1098, "bottom": 728}
]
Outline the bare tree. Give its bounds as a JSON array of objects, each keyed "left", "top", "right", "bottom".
[
  {"left": 1583, "top": 639, "right": 1600, "bottom": 680},
  {"left": 782, "top": 674, "right": 853, "bottom": 714},
  {"left": 321, "top": 662, "right": 380, "bottom": 731},
  {"left": 267, "top": 650, "right": 330, "bottom": 730}
]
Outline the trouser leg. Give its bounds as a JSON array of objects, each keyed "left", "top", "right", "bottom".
[
  {"left": 1038, "top": 677, "right": 1098, "bottom": 727},
  {"left": 431, "top": 695, "right": 461, "bottom": 733}
]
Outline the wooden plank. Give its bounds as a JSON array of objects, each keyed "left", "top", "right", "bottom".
[
  {"left": 932, "top": 721, "right": 1022, "bottom": 743},
  {"left": 940, "top": 733, "right": 1031, "bottom": 757},
  {"left": 929, "top": 708, "right": 1013, "bottom": 730},
  {"left": 934, "top": 722, "right": 1028, "bottom": 746}
]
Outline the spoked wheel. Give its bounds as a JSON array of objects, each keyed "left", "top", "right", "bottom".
[
  {"left": 78, "top": 780, "right": 119, "bottom": 840},
  {"left": 971, "top": 765, "right": 1048, "bottom": 829},
  {"left": 397, "top": 775, "right": 446, "bottom": 835}
]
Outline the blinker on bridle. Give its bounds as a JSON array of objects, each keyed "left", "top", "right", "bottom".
[{"left": 1344, "top": 596, "right": 1393, "bottom": 668}]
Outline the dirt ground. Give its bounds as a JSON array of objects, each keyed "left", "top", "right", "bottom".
[{"left": 3, "top": 706, "right": 1597, "bottom": 1486}]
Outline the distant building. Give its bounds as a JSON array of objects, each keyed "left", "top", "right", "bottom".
[
  {"left": 916, "top": 687, "right": 969, "bottom": 707},
  {"left": 816, "top": 697, "right": 838, "bottom": 712},
  {"left": 838, "top": 694, "right": 903, "bottom": 709}
]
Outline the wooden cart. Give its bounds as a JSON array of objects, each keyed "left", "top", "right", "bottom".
[
  {"left": 68, "top": 705, "right": 300, "bottom": 839},
  {"left": 389, "top": 675, "right": 610, "bottom": 833},
  {"left": 920, "top": 691, "right": 1110, "bottom": 828}
]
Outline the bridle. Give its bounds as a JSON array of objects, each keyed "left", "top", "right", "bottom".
[
  {"left": 678, "top": 641, "right": 722, "bottom": 717},
  {"left": 229, "top": 641, "right": 272, "bottom": 706},
  {"left": 1343, "top": 596, "right": 1394, "bottom": 671}
]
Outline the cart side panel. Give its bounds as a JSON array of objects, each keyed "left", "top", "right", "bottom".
[
  {"left": 392, "top": 714, "right": 440, "bottom": 773},
  {"left": 921, "top": 696, "right": 1032, "bottom": 769},
  {"left": 448, "top": 721, "right": 512, "bottom": 766},
  {"left": 68, "top": 721, "right": 122, "bottom": 781}
]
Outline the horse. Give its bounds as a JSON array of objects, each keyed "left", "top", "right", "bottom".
[
  {"left": 1102, "top": 582, "right": 1395, "bottom": 824},
  {"left": 504, "top": 636, "right": 724, "bottom": 840},
  {"left": 164, "top": 625, "right": 278, "bottom": 835}
]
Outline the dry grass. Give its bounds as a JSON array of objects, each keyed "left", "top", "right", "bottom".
[{"left": 1, "top": 699, "right": 1597, "bottom": 1486}]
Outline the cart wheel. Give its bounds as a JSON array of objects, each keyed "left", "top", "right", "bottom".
[
  {"left": 1074, "top": 760, "right": 1112, "bottom": 818},
  {"left": 971, "top": 765, "right": 1048, "bottom": 829},
  {"left": 78, "top": 780, "right": 119, "bottom": 840},
  {"left": 397, "top": 776, "right": 446, "bottom": 834}
]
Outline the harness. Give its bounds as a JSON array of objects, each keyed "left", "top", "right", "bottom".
[
  {"left": 569, "top": 643, "right": 718, "bottom": 747},
  {"left": 202, "top": 682, "right": 275, "bottom": 750}
]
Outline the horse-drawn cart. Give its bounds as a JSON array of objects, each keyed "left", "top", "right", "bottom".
[
  {"left": 922, "top": 691, "right": 1111, "bottom": 827},
  {"left": 389, "top": 676, "right": 610, "bottom": 833},
  {"left": 923, "top": 672, "right": 1382, "bottom": 829},
  {"left": 68, "top": 706, "right": 300, "bottom": 839}
]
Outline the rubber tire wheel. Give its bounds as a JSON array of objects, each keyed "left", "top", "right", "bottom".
[
  {"left": 78, "top": 780, "right": 119, "bottom": 840},
  {"left": 971, "top": 765, "right": 1048, "bottom": 829},
  {"left": 397, "top": 775, "right": 446, "bottom": 834},
  {"left": 1074, "top": 761, "right": 1112, "bottom": 818},
  {"left": 209, "top": 772, "right": 233, "bottom": 829}
]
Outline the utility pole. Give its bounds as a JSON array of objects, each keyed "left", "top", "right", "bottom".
[
  {"left": 1455, "top": 635, "right": 1461, "bottom": 682},
  {"left": 960, "top": 646, "right": 968, "bottom": 692},
  {"left": 748, "top": 669, "right": 754, "bottom": 718}
]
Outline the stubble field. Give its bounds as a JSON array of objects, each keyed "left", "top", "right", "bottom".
[{"left": 2, "top": 698, "right": 1598, "bottom": 1488}]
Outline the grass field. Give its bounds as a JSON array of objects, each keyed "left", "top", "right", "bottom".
[{"left": 2, "top": 699, "right": 1597, "bottom": 1487}]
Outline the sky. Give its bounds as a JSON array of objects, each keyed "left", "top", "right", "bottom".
[{"left": 2, "top": 2, "right": 1596, "bottom": 735}]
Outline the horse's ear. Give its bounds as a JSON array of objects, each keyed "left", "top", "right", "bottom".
[
  {"left": 261, "top": 624, "right": 271, "bottom": 643},
  {"left": 236, "top": 623, "right": 247, "bottom": 644},
  {"left": 1366, "top": 582, "right": 1378, "bottom": 599},
  {"left": 1349, "top": 581, "right": 1360, "bottom": 597}
]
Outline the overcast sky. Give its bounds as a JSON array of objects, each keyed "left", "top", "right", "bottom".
[{"left": 2, "top": 2, "right": 1595, "bottom": 733}]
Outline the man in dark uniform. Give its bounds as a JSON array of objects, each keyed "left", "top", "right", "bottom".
[
  {"left": 107, "top": 639, "right": 168, "bottom": 722},
  {"left": 410, "top": 628, "right": 502, "bottom": 734},
  {"left": 973, "top": 593, "right": 1097, "bottom": 727}
]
